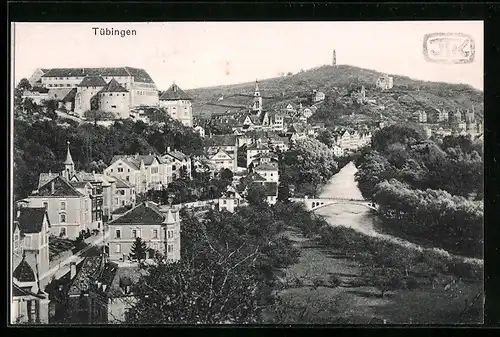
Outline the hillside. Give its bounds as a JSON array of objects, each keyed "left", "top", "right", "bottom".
[{"left": 185, "top": 64, "right": 484, "bottom": 123}]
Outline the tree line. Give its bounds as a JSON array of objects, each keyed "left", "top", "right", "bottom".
[{"left": 355, "top": 125, "right": 483, "bottom": 257}]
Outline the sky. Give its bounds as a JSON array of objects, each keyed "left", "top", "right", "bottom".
[{"left": 12, "top": 21, "right": 483, "bottom": 91}]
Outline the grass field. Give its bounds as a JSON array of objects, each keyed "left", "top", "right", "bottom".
[{"left": 267, "top": 228, "right": 483, "bottom": 325}]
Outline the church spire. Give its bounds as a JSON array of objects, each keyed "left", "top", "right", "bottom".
[
  {"left": 254, "top": 79, "right": 260, "bottom": 97},
  {"left": 63, "top": 141, "right": 75, "bottom": 179}
]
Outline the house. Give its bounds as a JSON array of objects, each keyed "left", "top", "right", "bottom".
[
  {"left": 250, "top": 152, "right": 279, "bottom": 168},
  {"left": 206, "top": 148, "right": 235, "bottom": 172},
  {"left": 36, "top": 67, "right": 159, "bottom": 115},
  {"left": 111, "top": 177, "right": 136, "bottom": 209},
  {"left": 161, "top": 147, "right": 192, "bottom": 180},
  {"left": 194, "top": 125, "right": 206, "bottom": 138},
  {"left": 267, "top": 135, "right": 290, "bottom": 153},
  {"left": 104, "top": 154, "right": 165, "bottom": 193},
  {"left": 312, "top": 90, "right": 326, "bottom": 103},
  {"left": 204, "top": 135, "right": 238, "bottom": 171},
  {"left": 218, "top": 186, "right": 243, "bottom": 213},
  {"left": 246, "top": 142, "right": 271, "bottom": 167},
  {"left": 376, "top": 74, "right": 394, "bottom": 90},
  {"left": 192, "top": 156, "right": 217, "bottom": 178},
  {"left": 241, "top": 114, "right": 261, "bottom": 130},
  {"left": 107, "top": 202, "right": 181, "bottom": 262},
  {"left": 14, "top": 207, "right": 51, "bottom": 287},
  {"left": 11, "top": 256, "right": 50, "bottom": 324},
  {"left": 435, "top": 108, "right": 449, "bottom": 123},
  {"left": 253, "top": 162, "right": 279, "bottom": 183},
  {"left": 68, "top": 170, "right": 105, "bottom": 231},
  {"left": 414, "top": 110, "right": 427, "bottom": 123},
  {"left": 159, "top": 83, "right": 193, "bottom": 127}
]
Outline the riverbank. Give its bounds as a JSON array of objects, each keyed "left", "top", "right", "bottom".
[{"left": 270, "top": 227, "right": 482, "bottom": 324}]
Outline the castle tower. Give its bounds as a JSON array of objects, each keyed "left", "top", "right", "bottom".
[
  {"left": 332, "top": 49, "right": 337, "bottom": 66},
  {"left": 62, "top": 141, "right": 75, "bottom": 180},
  {"left": 252, "top": 80, "right": 263, "bottom": 116}
]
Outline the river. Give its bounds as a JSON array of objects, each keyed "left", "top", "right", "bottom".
[{"left": 315, "top": 162, "right": 483, "bottom": 265}]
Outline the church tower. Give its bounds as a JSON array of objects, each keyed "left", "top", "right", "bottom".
[
  {"left": 252, "top": 80, "right": 263, "bottom": 116},
  {"left": 62, "top": 141, "right": 75, "bottom": 180},
  {"left": 332, "top": 49, "right": 337, "bottom": 66}
]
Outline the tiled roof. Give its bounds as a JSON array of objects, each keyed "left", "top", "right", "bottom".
[
  {"left": 93, "top": 261, "right": 119, "bottom": 296},
  {"left": 13, "top": 258, "right": 36, "bottom": 283},
  {"left": 47, "top": 88, "right": 74, "bottom": 101},
  {"left": 245, "top": 172, "right": 266, "bottom": 182},
  {"left": 77, "top": 76, "right": 107, "bottom": 87},
  {"left": 108, "top": 202, "right": 165, "bottom": 225},
  {"left": 252, "top": 152, "right": 279, "bottom": 160},
  {"left": 42, "top": 67, "right": 155, "bottom": 84},
  {"left": 159, "top": 83, "right": 191, "bottom": 100},
  {"left": 204, "top": 135, "right": 237, "bottom": 147},
  {"left": 99, "top": 78, "right": 129, "bottom": 93},
  {"left": 30, "top": 86, "right": 49, "bottom": 94},
  {"left": 108, "top": 266, "right": 147, "bottom": 298},
  {"left": 38, "top": 173, "right": 59, "bottom": 189},
  {"left": 35, "top": 175, "right": 84, "bottom": 197},
  {"left": 16, "top": 207, "right": 49, "bottom": 234},
  {"left": 247, "top": 142, "right": 270, "bottom": 151},
  {"left": 62, "top": 88, "right": 77, "bottom": 102},
  {"left": 113, "top": 176, "right": 133, "bottom": 189},
  {"left": 70, "top": 181, "right": 91, "bottom": 189},
  {"left": 254, "top": 162, "right": 278, "bottom": 171},
  {"left": 163, "top": 150, "right": 189, "bottom": 162},
  {"left": 68, "top": 257, "right": 102, "bottom": 296}
]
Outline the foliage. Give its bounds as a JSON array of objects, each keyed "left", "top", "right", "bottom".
[
  {"left": 130, "top": 237, "right": 148, "bottom": 263},
  {"left": 127, "top": 204, "right": 301, "bottom": 324},
  {"left": 83, "top": 109, "right": 115, "bottom": 125},
  {"left": 246, "top": 184, "right": 268, "bottom": 206}
]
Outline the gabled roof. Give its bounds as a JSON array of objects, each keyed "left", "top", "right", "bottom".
[
  {"left": 209, "top": 148, "right": 234, "bottom": 160},
  {"left": 35, "top": 175, "right": 84, "bottom": 197},
  {"left": 92, "top": 261, "right": 119, "bottom": 297},
  {"left": 159, "top": 83, "right": 191, "bottom": 101},
  {"left": 62, "top": 88, "right": 77, "bottom": 102},
  {"left": 109, "top": 156, "right": 140, "bottom": 170},
  {"left": 113, "top": 176, "right": 133, "bottom": 189},
  {"left": 108, "top": 202, "right": 165, "bottom": 225},
  {"left": 247, "top": 142, "right": 270, "bottom": 151},
  {"left": 163, "top": 150, "right": 189, "bottom": 162},
  {"left": 244, "top": 172, "right": 266, "bottom": 182},
  {"left": 16, "top": 207, "right": 50, "bottom": 234},
  {"left": 38, "top": 172, "right": 59, "bottom": 189},
  {"left": 99, "top": 79, "right": 129, "bottom": 93},
  {"left": 77, "top": 76, "right": 107, "bottom": 87},
  {"left": 68, "top": 257, "right": 102, "bottom": 296},
  {"left": 251, "top": 152, "right": 279, "bottom": 160},
  {"left": 13, "top": 258, "right": 36, "bottom": 283}
]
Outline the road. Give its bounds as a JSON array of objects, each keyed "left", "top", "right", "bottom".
[{"left": 40, "top": 231, "right": 109, "bottom": 283}]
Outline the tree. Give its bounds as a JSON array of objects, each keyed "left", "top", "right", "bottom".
[
  {"left": 17, "top": 78, "right": 32, "bottom": 92},
  {"left": 220, "top": 168, "right": 233, "bottom": 181},
  {"left": 130, "top": 237, "right": 148, "bottom": 264},
  {"left": 84, "top": 109, "right": 115, "bottom": 126},
  {"left": 246, "top": 184, "right": 267, "bottom": 206},
  {"left": 317, "top": 129, "right": 335, "bottom": 148}
]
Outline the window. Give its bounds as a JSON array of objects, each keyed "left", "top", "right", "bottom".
[
  {"left": 60, "top": 214, "right": 66, "bottom": 223},
  {"left": 172, "top": 165, "right": 176, "bottom": 171},
  {"left": 60, "top": 201, "right": 66, "bottom": 211},
  {"left": 223, "top": 199, "right": 227, "bottom": 205},
  {"left": 153, "top": 229, "right": 158, "bottom": 239},
  {"left": 43, "top": 202, "right": 48, "bottom": 210},
  {"left": 132, "top": 230, "right": 137, "bottom": 238},
  {"left": 115, "top": 197, "right": 119, "bottom": 205},
  {"left": 167, "top": 244, "right": 173, "bottom": 253},
  {"left": 126, "top": 176, "right": 130, "bottom": 181},
  {"left": 167, "top": 230, "right": 173, "bottom": 239},
  {"left": 118, "top": 167, "right": 124, "bottom": 172},
  {"left": 109, "top": 93, "right": 112, "bottom": 96},
  {"left": 115, "top": 244, "right": 121, "bottom": 253},
  {"left": 121, "top": 200, "right": 125, "bottom": 206},
  {"left": 128, "top": 169, "right": 130, "bottom": 172},
  {"left": 120, "top": 190, "right": 125, "bottom": 195},
  {"left": 115, "top": 230, "right": 121, "bottom": 238},
  {"left": 60, "top": 227, "right": 66, "bottom": 236},
  {"left": 111, "top": 105, "right": 117, "bottom": 108}
]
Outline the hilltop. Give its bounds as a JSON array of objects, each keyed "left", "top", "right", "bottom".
[{"left": 185, "top": 64, "right": 484, "bottom": 123}]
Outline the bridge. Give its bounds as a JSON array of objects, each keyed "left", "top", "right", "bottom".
[{"left": 290, "top": 196, "right": 378, "bottom": 212}]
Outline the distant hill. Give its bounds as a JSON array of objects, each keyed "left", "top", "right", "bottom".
[{"left": 185, "top": 64, "right": 484, "bottom": 123}]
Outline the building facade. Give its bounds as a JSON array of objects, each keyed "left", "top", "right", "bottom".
[{"left": 159, "top": 83, "right": 193, "bottom": 127}]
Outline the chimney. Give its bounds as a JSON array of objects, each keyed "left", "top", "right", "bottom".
[
  {"left": 167, "top": 146, "right": 171, "bottom": 152},
  {"left": 102, "top": 284, "right": 107, "bottom": 292},
  {"left": 51, "top": 181, "right": 55, "bottom": 195},
  {"left": 70, "top": 262, "right": 77, "bottom": 279}
]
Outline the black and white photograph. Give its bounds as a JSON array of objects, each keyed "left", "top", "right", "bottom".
[{"left": 10, "top": 21, "right": 484, "bottom": 325}]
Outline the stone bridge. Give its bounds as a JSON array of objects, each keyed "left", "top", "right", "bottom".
[{"left": 290, "top": 196, "right": 378, "bottom": 212}]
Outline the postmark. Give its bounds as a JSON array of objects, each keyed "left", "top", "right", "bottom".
[{"left": 423, "top": 33, "right": 475, "bottom": 64}]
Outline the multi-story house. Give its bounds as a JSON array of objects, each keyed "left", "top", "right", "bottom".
[
  {"left": 246, "top": 142, "right": 271, "bottom": 167},
  {"left": 206, "top": 149, "right": 235, "bottom": 172},
  {"left": 250, "top": 152, "right": 279, "bottom": 168},
  {"left": 12, "top": 256, "right": 50, "bottom": 324},
  {"left": 112, "top": 177, "right": 136, "bottom": 209},
  {"left": 376, "top": 74, "right": 394, "bottom": 90},
  {"left": 253, "top": 162, "right": 279, "bottom": 183},
  {"left": 104, "top": 154, "right": 164, "bottom": 193},
  {"left": 161, "top": 147, "right": 192, "bottom": 180},
  {"left": 107, "top": 202, "right": 181, "bottom": 262},
  {"left": 194, "top": 125, "right": 206, "bottom": 138},
  {"left": 14, "top": 207, "right": 51, "bottom": 287},
  {"left": 435, "top": 108, "right": 449, "bottom": 123},
  {"left": 69, "top": 171, "right": 104, "bottom": 230},
  {"left": 159, "top": 83, "right": 193, "bottom": 127},
  {"left": 218, "top": 186, "right": 243, "bottom": 213},
  {"left": 312, "top": 90, "right": 326, "bottom": 103},
  {"left": 204, "top": 135, "right": 238, "bottom": 171}
]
